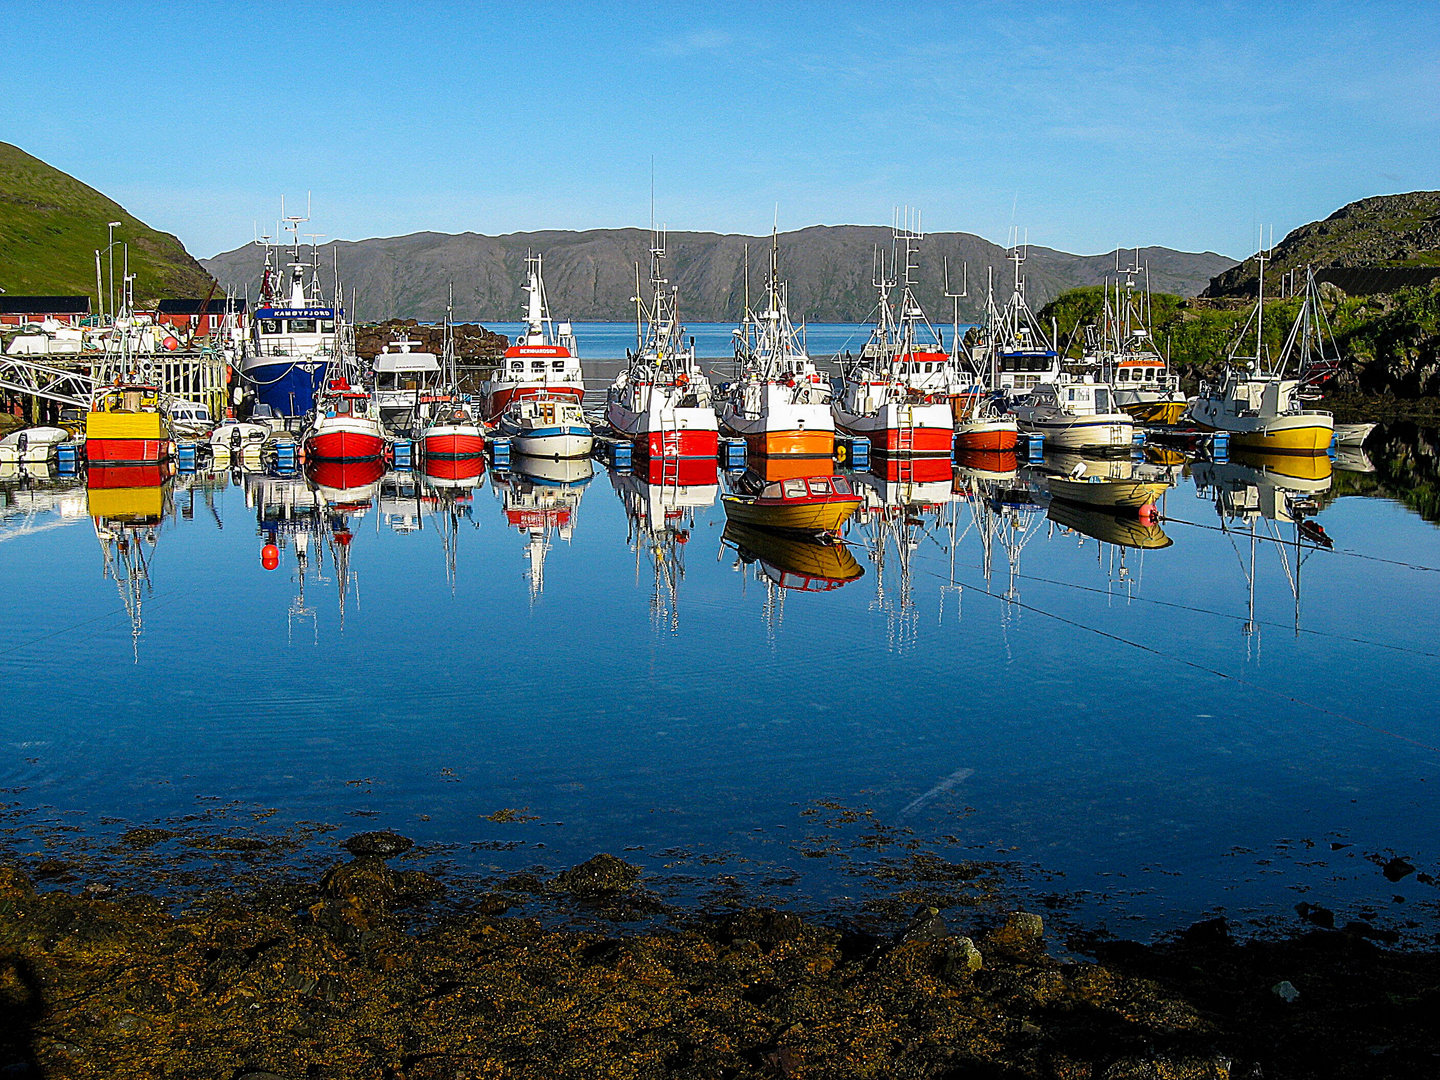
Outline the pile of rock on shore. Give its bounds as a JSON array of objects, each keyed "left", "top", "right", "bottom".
[
  {"left": 353, "top": 320, "right": 508, "bottom": 363},
  {"left": 1, "top": 834, "right": 1437, "bottom": 1080}
]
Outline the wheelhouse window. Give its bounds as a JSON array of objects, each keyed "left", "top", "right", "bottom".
[
  {"left": 807, "top": 478, "right": 832, "bottom": 495},
  {"left": 320, "top": 320, "right": 336, "bottom": 334},
  {"left": 1094, "top": 388, "right": 1111, "bottom": 411},
  {"left": 782, "top": 479, "right": 808, "bottom": 498},
  {"left": 289, "top": 319, "right": 317, "bottom": 334},
  {"left": 260, "top": 319, "right": 280, "bottom": 334},
  {"left": 552, "top": 360, "right": 566, "bottom": 371},
  {"left": 531, "top": 361, "right": 545, "bottom": 371},
  {"left": 511, "top": 361, "right": 523, "bottom": 372},
  {"left": 831, "top": 476, "right": 852, "bottom": 495}
]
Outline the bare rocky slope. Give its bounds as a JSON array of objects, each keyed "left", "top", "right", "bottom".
[
  {"left": 1205, "top": 191, "right": 1440, "bottom": 298},
  {"left": 203, "top": 226, "right": 1234, "bottom": 324}
]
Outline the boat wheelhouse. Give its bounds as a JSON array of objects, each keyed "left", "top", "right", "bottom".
[
  {"left": 1010, "top": 376, "right": 1134, "bottom": 452},
  {"left": 304, "top": 379, "right": 386, "bottom": 462},
  {"left": 482, "top": 253, "right": 584, "bottom": 420},
  {"left": 86, "top": 381, "right": 173, "bottom": 465},
  {"left": 605, "top": 233, "right": 719, "bottom": 462},
  {"left": 1088, "top": 260, "right": 1187, "bottom": 425},
  {"left": 717, "top": 232, "right": 834, "bottom": 458}
]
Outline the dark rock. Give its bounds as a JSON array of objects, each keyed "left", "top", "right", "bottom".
[
  {"left": 552, "top": 853, "right": 641, "bottom": 898},
  {"left": 940, "top": 937, "right": 983, "bottom": 979},
  {"left": 1382, "top": 856, "right": 1416, "bottom": 882},
  {"left": 896, "top": 905, "right": 950, "bottom": 944},
  {"left": 341, "top": 831, "right": 413, "bottom": 859},
  {"left": 987, "top": 910, "right": 1045, "bottom": 950},
  {"left": 474, "top": 893, "right": 511, "bottom": 917},
  {"left": 1296, "top": 902, "right": 1336, "bottom": 929},
  {"left": 1178, "top": 916, "right": 1233, "bottom": 948}
]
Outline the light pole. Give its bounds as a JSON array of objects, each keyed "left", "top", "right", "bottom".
[{"left": 106, "top": 221, "right": 121, "bottom": 320}]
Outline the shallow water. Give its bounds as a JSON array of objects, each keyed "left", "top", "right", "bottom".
[{"left": 1, "top": 408, "right": 1438, "bottom": 941}]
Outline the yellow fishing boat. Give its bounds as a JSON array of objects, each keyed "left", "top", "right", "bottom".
[
  {"left": 721, "top": 473, "right": 861, "bottom": 534},
  {"left": 722, "top": 521, "right": 864, "bottom": 591}
]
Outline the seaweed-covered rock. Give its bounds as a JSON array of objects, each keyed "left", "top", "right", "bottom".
[
  {"left": 341, "top": 831, "right": 413, "bottom": 859},
  {"left": 988, "top": 910, "right": 1045, "bottom": 951},
  {"left": 552, "top": 853, "right": 641, "bottom": 898}
]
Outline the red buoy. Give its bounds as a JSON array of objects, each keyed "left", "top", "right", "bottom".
[
  {"left": 261, "top": 543, "right": 280, "bottom": 570},
  {"left": 162, "top": 336, "right": 180, "bottom": 351},
  {"left": 1137, "top": 503, "right": 1157, "bottom": 525}
]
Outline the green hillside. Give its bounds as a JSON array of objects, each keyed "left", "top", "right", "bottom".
[{"left": 0, "top": 141, "right": 213, "bottom": 308}]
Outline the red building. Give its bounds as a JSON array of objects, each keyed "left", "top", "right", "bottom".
[
  {"left": 155, "top": 298, "right": 247, "bottom": 336},
  {"left": 0, "top": 296, "right": 92, "bottom": 326}
]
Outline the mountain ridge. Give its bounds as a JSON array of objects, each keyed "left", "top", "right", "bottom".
[{"left": 203, "top": 226, "right": 1235, "bottom": 324}]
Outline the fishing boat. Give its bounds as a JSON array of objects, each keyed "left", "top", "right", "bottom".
[
  {"left": 163, "top": 400, "right": 216, "bottom": 440},
  {"left": 943, "top": 267, "right": 1020, "bottom": 452},
  {"left": 307, "top": 458, "right": 385, "bottom": 509},
  {"left": 1039, "top": 470, "right": 1169, "bottom": 510},
  {"left": 372, "top": 335, "right": 441, "bottom": 431},
  {"left": 0, "top": 426, "right": 73, "bottom": 465},
  {"left": 1333, "top": 422, "right": 1376, "bottom": 447},
  {"left": 238, "top": 207, "right": 351, "bottom": 419},
  {"left": 1089, "top": 258, "right": 1187, "bottom": 425},
  {"left": 721, "top": 472, "right": 860, "bottom": 535},
  {"left": 717, "top": 232, "right": 834, "bottom": 458},
  {"left": 606, "top": 233, "right": 719, "bottom": 461},
  {"left": 304, "top": 379, "right": 386, "bottom": 462},
  {"left": 721, "top": 520, "right": 864, "bottom": 592},
  {"left": 972, "top": 244, "right": 1062, "bottom": 400},
  {"left": 1188, "top": 259, "right": 1334, "bottom": 454},
  {"left": 86, "top": 380, "right": 174, "bottom": 465},
  {"left": 1010, "top": 377, "right": 1134, "bottom": 451},
  {"left": 482, "top": 253, "right": 584, "bottom": 420},
  {"left": 496, "top": 396, "right": 593, "bottom": 458},
  {"left": 833, "top": 221, "right": 960, "bottom": 458},
  {"left": 422, "top": 292, "right": 485, "bottom": 459}
]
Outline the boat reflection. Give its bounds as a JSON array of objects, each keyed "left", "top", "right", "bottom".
[
  {"left": 491, "top": 453, "right": 594, "bottom": 602},
  {"left": 424, "top": 458, "right": 485, "bottom": 594},
  {"left": 610, "top": 460, "right": 719, "bottom": 631},
  {"left": 1191, "top": 449, "right": 1335, "bottom": 638},
  {"left": 721, "top": 520, "right": 864, "bottom": 592},
  {"left": 1045, "top": 499, "right": 1174, "bottom": 550},
  {"left": 88, "top": 463, "right": 174, "bottom": 661},
  {"left": 951, "top": 454, "right": 1041, "bottom": 603},
  {"left": 852, "top": 461, "right": 953, "bottom": 650},
  {"left": 308, "top": 459, "right": 384, "bottom": 515}
]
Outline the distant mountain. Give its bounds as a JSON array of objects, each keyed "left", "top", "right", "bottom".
[
  {"left": 1205, "top": 191, "right": 1440, "bottom": 298},
  {"left": 0, "top": 142, "right": 214, "bottom": 305},
  {"left": 203, "top": 227, "right": 1235, "bottom": 325}
]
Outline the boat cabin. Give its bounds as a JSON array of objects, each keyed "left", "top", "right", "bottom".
[
  {"left": 92, "top": 383, "right": 161, "bottom": 414},
  {"left": 373, "top": 339, "right": 442, "bottom": 423},
  {"left": 1028, "top": 379, "right": 1116, "bottom": 417},
  {"left": 252, "top": 305, "right": 339, "bottom": 357},
  {"left": 754, "top": 474, "right": 854, "bottom": 503},
  {"left": 1113, "top": 356, "right": 1178, "bottom": 391},
  {"left": 318, "top": 380, "right": 374, "bottom": 419}
]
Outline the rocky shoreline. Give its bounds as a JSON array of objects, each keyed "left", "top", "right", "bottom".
[{"left": 2, "top": 836, "right": 1437, "bottom": 1079}]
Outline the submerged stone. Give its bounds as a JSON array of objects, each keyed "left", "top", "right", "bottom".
[{"left": 341, "top": 831, "right": 414, "bottom": 858}]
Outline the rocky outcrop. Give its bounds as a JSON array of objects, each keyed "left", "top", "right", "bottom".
[
  {"left": 1205, "top": 191, "right": 1440, "bottom": 298},
  {"left": 353, "top": 318, "right": 507, "bottom": 362}
]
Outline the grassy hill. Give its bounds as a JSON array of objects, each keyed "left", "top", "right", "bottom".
[
  {"left": 1205, "top": 191, "right": 1440, "bottom": 298},
  {"left": 0, "top": 142, "right": 213, "bottom": 307}
]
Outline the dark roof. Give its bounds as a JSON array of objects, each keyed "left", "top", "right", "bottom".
[
  {"left": 0, "top": 295, "right": 92, "bottom": 315},
  {"left": 1315, "top": 267, "right": 1440, "bottom": 295},
  {"left": 157, "top": 298, "right": 247, "bottom": 315}
]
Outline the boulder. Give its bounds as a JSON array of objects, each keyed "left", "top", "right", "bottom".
[
  {"left": 342, "top": 832, "right": 414, "bottom": 859},
  {"left": 552, "top": 854, "right": 641, "bottom": 898}
]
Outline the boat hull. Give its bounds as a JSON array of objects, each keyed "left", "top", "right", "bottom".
[
  {"left": 305, "top": 420, "right": 386, "bottom": 462},
  {"left": 1229, "top": 422, "right": 1335, "bottom": 454},
  {"left": 240, "top": 357, "right": 331, "bottom": 418},
  {"left": 85, "top": 411, "right": 170, "bottom": 465},
  {"left": 1045, "top": 477, "right": 1170, "bottom": 509},
  {"left": 606, "top": 397, "right": 719, "bottom": 459},
  {"left": 423, "top": 427, "right": 485, "bottom": 459},
  {"left": 721, "top": 493, "right": 861, "bottom": 533},
  {"left": 718, "top": 396, "right": 834, "bottom": 458},
  {"left": 509, "top": 427, "right": 594, "bottom": 459},
  {"left": 833, "top": 401, "right": 954, "bottom": 457},
  {"left": 953, "top": 417, "right": 1019, "bottom": 451},
  {"left": 424, "top": 455, "right": 485, "bottom": 484},
  {"left": 1120, "top": 399, "right": 1187, "bottom": 426},
  {"left": 1017, "top": 414, "right": 1134, "bottom": 451}
]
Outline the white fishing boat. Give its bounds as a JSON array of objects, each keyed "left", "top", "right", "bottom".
[
  {"left": 831, "top": 219, "right": 958, "bottom": 460},
  {"left": 497, "top": 396, "right": 593, "bottom": 459},
  {"left": 422, "top": 292, "right": 485, "bottom": 460},
  {"left": 973, "top": 243, "right": 1062, "bottom": 400},
  {"left": 0, "top": 426, "right": 73, "bottom": 464},
  {"left": 1188, "top": 260, "right": 1334, "bottom": 454},
  {"left": 372, "top": 335, "right": 441, "bottom": 430},
  {"left": 482, "top": 253, "right": 584, "bottom": 420},
  {"left": 605, "top": 232, "right": 719, "bottom": 462},
  {"left": 164, "top": 400, "right": 216, "bottom": 439},
  {"left": 1010, "top": 377, "right": 1134, "bottom": 451},
  {"left": 717, "top": 231, "right": 834, "bottom": 458},
  {"left": 1333, "top": 422, "right": 1376, "bottom": 447}
]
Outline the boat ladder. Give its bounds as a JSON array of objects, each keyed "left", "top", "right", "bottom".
[{"left": 659, "top": 410, "right": 681, "bottom": 485}]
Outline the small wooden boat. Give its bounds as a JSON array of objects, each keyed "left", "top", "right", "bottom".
[
  {"left": 1047, "top": 499, "right": 1173, "bottom": 549},
  {"left": 722, "top": 521, "right": 864, "bottom": 591},
  {"left": 1043, "top": 475, "right": 1170, "bottom": 510},
  {"left": 721, "top": 473, "right": 861, "bottom": 534}
]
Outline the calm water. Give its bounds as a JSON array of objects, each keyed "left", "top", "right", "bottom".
[{"left": 2, "top": 408, "right": 1438, "bottom": 940}]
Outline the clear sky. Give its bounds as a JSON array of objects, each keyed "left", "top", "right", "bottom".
[{"left": 5, "top": 1, "right": 1436, "bottom": 259}]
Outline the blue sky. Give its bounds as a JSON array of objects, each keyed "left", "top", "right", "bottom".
[{"left": 5, "top": 1, "right": 1436, "bottom": 258}]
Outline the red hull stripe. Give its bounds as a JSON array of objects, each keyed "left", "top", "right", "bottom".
[
  {"left": 306, "top": 432, "right": 386, "bottom": 461},
  {"left": 643, "top": 429, "right": 720, "bottom": 459},
  {"left": 87, "top": 438, "right": 168, "bottom": 464},
  {"left": 424, "top": 433, "right": 486, "bottom": 459}
]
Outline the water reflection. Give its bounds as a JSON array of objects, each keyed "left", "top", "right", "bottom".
[
  {"left": 490, "top": 454, "right": 594, "bottom": 602},
  {"left": 610, "top": 461, "right": 718, "bottom": 631},
  {"left": 88, "top": 464, "right": 174, "bottom": 661}
]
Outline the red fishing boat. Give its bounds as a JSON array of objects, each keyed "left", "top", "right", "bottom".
[{"left": 304, "top": 379, "right": 385, "bottom": 462}]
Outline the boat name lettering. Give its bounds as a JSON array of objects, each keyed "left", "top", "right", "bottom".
[{"left": 258, "top": 308, "right": 335, "bottom": 319}]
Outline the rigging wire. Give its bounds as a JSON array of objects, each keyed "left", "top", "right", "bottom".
[
  {"left": 1164, "top": 514, "right": 1440, "bottom": 574},
  {"left": 922, "top": 567, "right": 1440, "bottom": 756}
]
